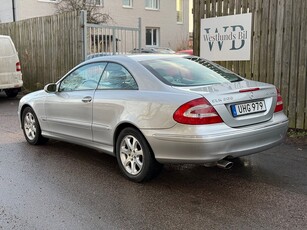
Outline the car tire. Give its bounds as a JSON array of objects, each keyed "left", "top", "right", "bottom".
[
  {"left": 116, "top": 127, "right": 163, "bottom": 182},
  {"left": 5, "top": 88, "right": 19, "bottom": 98},
  {"left": 22, "top": 107, "right": 48, "bottom": 145}
]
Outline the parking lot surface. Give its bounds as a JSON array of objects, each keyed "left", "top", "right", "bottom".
[{"left": 0, "top": 93, "right": 306, "bottom": 229}]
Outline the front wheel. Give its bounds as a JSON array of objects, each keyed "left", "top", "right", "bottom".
[
  {"left": 116, "top": 127, "right": 162, "bottom": 182},
  {"left": 22, "top": 107, "right": 48, "bottom": 145}
]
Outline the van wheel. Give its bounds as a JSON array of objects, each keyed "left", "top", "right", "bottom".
[
  {"left": 116, "top": 127, "right": 163, "bottom": 182},
  {"left": 5, "top": 88, "right": 19, "bottom": 98}
]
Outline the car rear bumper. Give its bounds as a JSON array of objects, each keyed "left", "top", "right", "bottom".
[{"left": 142, "top": 113, "right": 289, "bottom": 163}]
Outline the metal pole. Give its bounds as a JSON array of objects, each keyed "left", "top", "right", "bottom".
[
  {"left": 12, "top": 0, "right": 16, "bottom": 22},
  {"left": 138, "top": 17, "right": 142, "bottom": 52},
  {"left": 80, "top": 10, "right": 87, "bottom": 60},
  {"left": 112, "top": 27, "right": 116, "bottom": 55},
  {"left": 193, "top": 0, "right": 200, "bottom": 56}
]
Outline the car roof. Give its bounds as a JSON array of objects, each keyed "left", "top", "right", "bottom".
[
  {"left": 85, "top": 54, "right": 187, "bottom": 64},
  {"left": 128, "top": 54, "right": 185, "bottom": 61}
]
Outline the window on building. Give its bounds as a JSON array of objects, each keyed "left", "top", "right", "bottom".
[
  {"left": 176, "top": 0, "right": 183, "bottom": 23},
  {"left": 40, "top": 0, "right": 103, "bottom": 5},
  {"left": 38, "top": 0, "right": 58, "bottom": 3},
  {"left": 146, "top": 28, "right": 159, "bottom": 46},
  {"left": 145, "top": 0, "right": 159, "bottom": 10},
  {"left": 123, "top": 0, "right": 133, "bottom": 7},
  {"left": 94, "top": 0, "right": 103, "bottom": 6}
]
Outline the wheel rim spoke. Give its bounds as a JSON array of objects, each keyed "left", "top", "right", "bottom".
[
  {"left": 123, "top": 157, "right": 131, "bottom": 167},
  {"left": 120, "top": 145, "right": 129, "bottom": 156},
  {"left": 125, "top": 137, "right": 133, "bottom": 151},
  {"left": 131, "top": 161, "right": 137, "bottom": 174},
  {"left": 132, "top": 138, "right": 138, "bottom": 151},
  {"left": 135, "top": 158, "right": 143, "bottom": 170}
]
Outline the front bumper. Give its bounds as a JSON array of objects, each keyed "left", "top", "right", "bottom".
[{"left": 142, "top": 113, "right": 288, "bottom": 163}]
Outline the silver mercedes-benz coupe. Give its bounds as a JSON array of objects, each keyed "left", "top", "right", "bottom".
[{"left": 18, "top": 55, "right": 289, "bottom": 182}]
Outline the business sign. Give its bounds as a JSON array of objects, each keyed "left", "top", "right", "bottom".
[{"left": 200, "top": 13, "right": 252, "bottom": 61}]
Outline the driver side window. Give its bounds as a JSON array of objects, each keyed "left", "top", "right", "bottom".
[{"left": 59, "top": 63, "right": 106, "bottom": 92}]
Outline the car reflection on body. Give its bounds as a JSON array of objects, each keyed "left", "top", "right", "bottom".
[
  {"left": 18, "top": 55, "right": 288, "bottom": 182},
  {"left": 130, "top": 47, "right": 176, "bottom": 54}
]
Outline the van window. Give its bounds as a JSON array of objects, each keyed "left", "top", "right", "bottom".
[{"left": 0, "top": 37, "right": 15, "bottom": 56}]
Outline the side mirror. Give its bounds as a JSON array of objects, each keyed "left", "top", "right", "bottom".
[{"left": 44, "top": 83, "right": 57, "bottom": 93}]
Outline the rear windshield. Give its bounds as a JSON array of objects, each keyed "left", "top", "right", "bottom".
[
  {"left": 0, "top": 37, "right": 15, "bottom": 56},
  {"left": 140, "top": 57, "right": 242, "bottom": 87}
]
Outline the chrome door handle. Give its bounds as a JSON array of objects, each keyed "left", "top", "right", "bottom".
[{"left": 82, "top": 96, "right": 92, "bottom": 103}]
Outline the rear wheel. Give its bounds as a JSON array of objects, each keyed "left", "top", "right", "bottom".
[
  {"left": 22, "top": 107, "right": 48, "bottom": 145},
  {"left": 5, "top": 88, "right": 19, "bottom": 98},
  {"left": 116, "top": 127, "right": 162, "bottom": 182}
]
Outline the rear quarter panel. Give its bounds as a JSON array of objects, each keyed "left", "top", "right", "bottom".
[{"left": 92, "top": 90, "right": 199, "bottom": 146}]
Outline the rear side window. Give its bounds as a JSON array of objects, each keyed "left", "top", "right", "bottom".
[
  {"left": 97, "top": 63, "right": 138, "bottom": 90},
  {"left": 0, "top": 37, "right": 15, "bottom": 56},
  {"left": 140, "top": 57, "right": 242, "bottom": 87}
]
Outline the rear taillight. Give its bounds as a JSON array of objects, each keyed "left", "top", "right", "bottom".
[
  {"left": 274, "top": 88, "right": 283, "bottom": 113},
  {"left": 16, "top": 62, "right": 21, "bottom": 72},
  {"left": 239, "top": 87, "right": 260, "bottom": 93},
  {"left": 173, "top": 98, "right": 223, "bottom": 125}
]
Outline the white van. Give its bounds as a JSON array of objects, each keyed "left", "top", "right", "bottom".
[{"left": 0, "top": 35, "right": 23, "bottom": 97}]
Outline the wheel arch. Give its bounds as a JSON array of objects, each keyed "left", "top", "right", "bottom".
[
  {"left": 113, "top": 123, "right": 155, "bottom": 157},
  {"left": 19, "top": 104, "right": 32, "bottom": 128}
]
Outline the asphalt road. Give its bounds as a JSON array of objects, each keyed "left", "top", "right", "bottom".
[{"left": 0, "top": 92, "right": 306, "bottom": 230}]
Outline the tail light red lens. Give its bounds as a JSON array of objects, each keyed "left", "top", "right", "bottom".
[
  {"left": 16, "top": 62, "right": 21, "bottom": 72},
  {"left": 173, "top": 97, "right": 223, "bottom": 125},
  {"left": 239, "top": 87, "right": 260, "bottom": 93},
  {"left": 274, "top": 88, "right": 283, "bottom": 113}
]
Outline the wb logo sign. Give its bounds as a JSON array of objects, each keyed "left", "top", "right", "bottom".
[
  {"left": 203, "top": 25, "right": 248, "bottom": 51},
  {"left": 200, "top": 13, "right": 252, "bottom": 61}
]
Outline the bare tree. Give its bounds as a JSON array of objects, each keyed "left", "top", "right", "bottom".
[{"left": 57, "top": 0, "right": 112, "bottom": 24}]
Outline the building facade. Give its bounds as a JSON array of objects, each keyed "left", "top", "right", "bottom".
[{"left": 0, "top": 0, "right": 190, "bottom": 51}]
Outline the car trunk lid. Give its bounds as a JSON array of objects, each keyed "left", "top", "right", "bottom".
[{"left": 174, "top": 80, "right": 278, "bottom": 127}]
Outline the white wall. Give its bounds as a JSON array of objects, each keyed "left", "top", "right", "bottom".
[
  {"left": 0, "top": 0, "right": 57, "bottom": 22},
  {"left": 16, "top": 0, "right": 57, "bottom": 21},
  {"left": 103, "top": 0, "right": 190, "bottom": 50},
  {"left": 189, "top": 0, "right": 193, "bottom": 32},
  {"left": 0, "top": 0, "right": 190, "bottom": 51},
  {"left": 0, "top": 0, "right": 14, "bottom": 23}
]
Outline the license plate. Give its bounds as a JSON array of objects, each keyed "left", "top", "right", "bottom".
[{"left": 231, "top": 100, "right": 266, "bottom": 117}]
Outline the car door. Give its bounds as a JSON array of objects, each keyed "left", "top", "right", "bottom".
[{"left": 45, "top": 62, "right": 106, "bottom": 141}]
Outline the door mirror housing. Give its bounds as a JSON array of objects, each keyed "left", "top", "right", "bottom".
[{"left": 44, "top": 83, "right": 57, "bottom": 93}]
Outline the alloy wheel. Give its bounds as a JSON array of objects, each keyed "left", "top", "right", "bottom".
[
  {"left": 24, "top": 112, "right": 37, "bottom": 141},
  {"left": 119, "top": 135, "right": 144, "bottom": 175}
]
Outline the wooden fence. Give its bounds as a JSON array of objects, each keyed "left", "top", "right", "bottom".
[
  {"left": 193, "top": 0, "right": 307, "bottom": 130},
  {"left": 0, "top": 11, "right": 83, "bottom": 91}
]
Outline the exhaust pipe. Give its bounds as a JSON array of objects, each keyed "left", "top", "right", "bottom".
[{"left": 216, "top": 159, "right": 233, "bottom": 169}]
